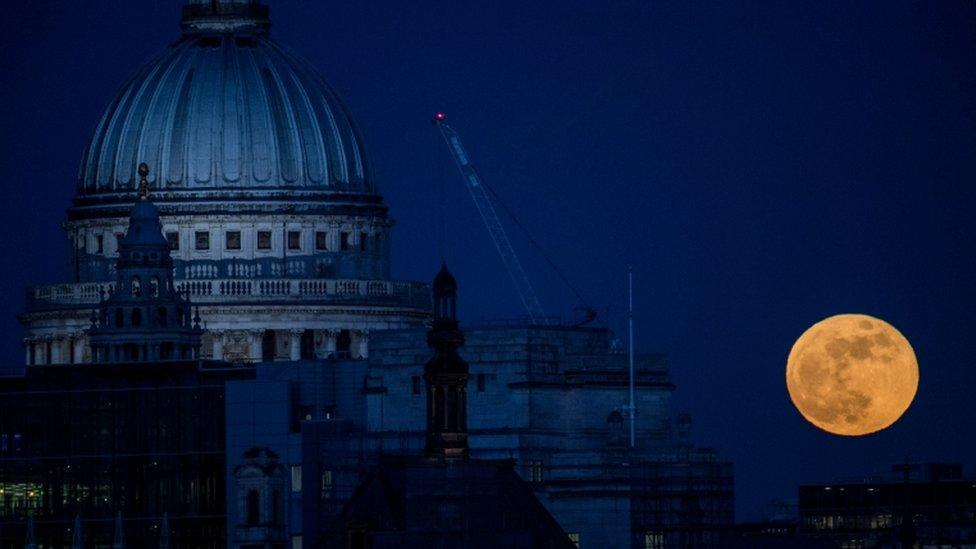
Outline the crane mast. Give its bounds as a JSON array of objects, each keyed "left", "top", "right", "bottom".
[{"left": 433, "top": 114, "right": 548, "bottom": 325}]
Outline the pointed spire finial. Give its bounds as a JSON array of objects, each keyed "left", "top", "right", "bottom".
[{"left": 138, "top": 163, "right": 151, "bottom": 199}]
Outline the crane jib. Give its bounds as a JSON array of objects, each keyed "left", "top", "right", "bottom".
[{"left": 435, "top": 118, "right": 548, "bottom": 325}]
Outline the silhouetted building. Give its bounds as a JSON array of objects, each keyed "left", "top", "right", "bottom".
[
  {"left": 226, "top": 269, "right": 735, "bottom": 548},
  {"left": 798, "top": 462, "right": 976, "bottom": 548},
  {"left": 0, "top": 187, "right": 254, "bottom": 547},
  {"left": 320, "top": 264, "right": 575, "bottom": 548}
]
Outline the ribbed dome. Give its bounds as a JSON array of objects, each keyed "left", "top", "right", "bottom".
[{"left": 79, "top": 9, "right": 373, "bottom": 196}]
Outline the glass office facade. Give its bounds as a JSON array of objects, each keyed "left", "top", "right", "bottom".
[{"left": 0, "top": 361, "right": 253, "bottom": 548}]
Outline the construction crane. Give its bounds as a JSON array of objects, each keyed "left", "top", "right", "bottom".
[{"left": 432, "top": 113, "right": 549, "bottom": 325}]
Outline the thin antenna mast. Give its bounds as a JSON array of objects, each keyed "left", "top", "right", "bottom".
[{"left": 628, "top": 266, "right": 636, "bottom": 448}]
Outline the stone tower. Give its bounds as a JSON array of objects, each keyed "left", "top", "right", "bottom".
[
  {"left": 423, "top": 263, "right": 470, "bottom": 459},
  {"left": 87, "top": 164, "right": 203, "bottom": 363}
]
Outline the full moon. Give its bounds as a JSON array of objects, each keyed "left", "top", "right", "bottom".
[{"left": 786, "top": 314, "right": 918, "bottom": 436}]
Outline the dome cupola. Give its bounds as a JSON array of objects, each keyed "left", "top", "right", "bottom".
[{"left": 76, "top": 0, "right": 374, "bottom": 206}]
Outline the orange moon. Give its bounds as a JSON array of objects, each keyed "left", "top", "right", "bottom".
[{"left": 786, "top": 314, "right": 918, "bottom": 436}]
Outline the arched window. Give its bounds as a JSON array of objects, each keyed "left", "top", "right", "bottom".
[
  {"left": 246, "top": 489, "right": 260, "bottom": 526},
  {"left": 131, "top": 277, "right": 142, "bottom": 297},
  {"left": 149, "top": 276, "right": 160, "bottom": 297},
  {"left": 157, "top": 307, "right": 168, "bottom": 327},
  {"left": 115, "top": 308, "right": 125, "bottom": 328},
  {"left": 131, "top": 308, "right": 142, "bottom": 327}
]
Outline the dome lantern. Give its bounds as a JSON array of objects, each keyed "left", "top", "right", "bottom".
[{"left": 181, "top": 0, "right": 271, "bottom": 37}]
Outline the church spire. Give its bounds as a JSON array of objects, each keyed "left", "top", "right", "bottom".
[{"left": 424, "top": 263, "right": 469, "bottom": 460}]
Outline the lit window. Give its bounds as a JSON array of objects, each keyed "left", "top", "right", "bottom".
[
  {"left": 257, "top": 230, "right": 272, "bottom": 250},
  {"left": 321, "top": 470, "right": 334, "bottom": 500},
  {"left": 291, "top": 535, "right": 303, "bottom": 549},
  {"left": 568, "top": 533, "right": 580, "bottom": 548},
  {"left": 195, "top": 231, "right": 210, "bottom": 251},
  {"left": 644, "top": 531, "right": 663, "bottom": 549},
  {"left": 225, "top": 231, "right": 241, "bottom": 250},
  {"left": 315, "top": 231, "right": 328, "bottom": 251},
  {"left": 288, "top": 231, "right": 301, "bottom": 251},
  {"left": 166, "top": 232, "right": 179, "bottom": 250},
  {"left": 291, "top": 465, "right": 302, "bottom": 492}
]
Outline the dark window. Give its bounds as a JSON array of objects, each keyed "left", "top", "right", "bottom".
[
  {"left": 195, "top": 231, "right": 210, "bottom": 250},
  {"left": 336, "top": 330, "right": 352, "bottom": 356},
  {"left": 324, "top": 405, "right": 336, "bottom": 420},
  {"left": 225, "top": 231, "right": 242, "bottom": 250},
  {"left": 115, "top": 308, "right": 124, "bottom": 328},
  {"left": 477, "top": 373, "right": 486, "bottom": 392},
  {"left": 261, "top": 330, "right": 276, "bottom": 361},
  {"left": 272, "top": 489, "right": 281, "bottom": 523},
  {"left": 166, "top": 232, "right": 180, "bottom": 250},
  {"left": 131, "top": 308, "right": 142, "bottom": 327},
  {"left": 288, "top": 231, "right": 301, "bottom": 250},
  {"left": 158, "top": 307, "right": 168, "bottom": 327},
  {"left": 235, "top": 36, "right": 255, "bottom": 48},
  {"left": 95, "top": 234, "right": 104, "bottom": 254},
  {"left": 529, "top": 460, "right": 544, "bottom": 483},
  {"left": 299, "top": 405, "right": 314, "bottom": 421},
  {"left": 340, "top": 232, "right": 350, "bottom": 251},
  {"left": 374, "top": 233, "right": 382, "bottom": 250},
  {"left": 315, "top": 231, "right": 328, "bottom": 251},
  {"left": 301, "top": 330, "right": 315, "bottom": 359},
  {"left": 115, "top": 233, "right": 124, "bottom": 249},
  {"left": 349, "top": 529, "right": 369, "bottom": 549},
  {"left": 359, "top": 233, "right": 368, "bottom": 251},
  {"left": 198, "top": 36, "right": 221, "bottom": 48},
  {"left": 246, "top": 489, "right": 260, "bottom": 526},
  {"left": 411, "top": 376, "right": 421, "bottom": 395},
  {"left": 257, "top": 230, "right": 272, "bottom": 250}
]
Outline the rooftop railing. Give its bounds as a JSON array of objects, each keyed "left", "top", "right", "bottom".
[{"left": 25, "top": 278, "right": 431, "bottom": 312}]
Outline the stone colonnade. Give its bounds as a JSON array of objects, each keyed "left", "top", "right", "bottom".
[{"left": 24, "top": 333, "right": 88, "bottom": 366}]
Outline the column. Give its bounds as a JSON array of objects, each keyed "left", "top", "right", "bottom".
[
  {"left": 289, "top": 329, "right": 303, "bottom": 361},
  {"left": 212, "top": 330, "right": 226, "bottom": 361},
  {"left": 72, "top": 335, "right": 85, "bottom": 364},
  {"left": 324, "top": 329, "right": 338, "bottom": 358},
  {"left": 356, "top": 329, "right": 370, "bottom": 359},
  {"left": 248, "top": 330, "right": 264, "bottom": 362},
  {"left": 23, "top": 338, "right": 32, "bottom": 366},
  {"left": 48, "top": 338, "right": 59, "bottom": 364}
]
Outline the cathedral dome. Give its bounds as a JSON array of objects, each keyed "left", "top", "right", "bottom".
[{"left": 78, "top": 1, "right": 373, "bottom": 199}]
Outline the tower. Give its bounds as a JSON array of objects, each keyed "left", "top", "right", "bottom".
[
  {"left": 87, "top": 164, "right": 203, "bottom": 363},
  {"left": 423, "top": 263, "right": 470, "bottom": 459}
]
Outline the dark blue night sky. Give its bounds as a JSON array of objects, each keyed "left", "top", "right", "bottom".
[{"left": 1, "top": 1, "right": 973, "bottom": 520}]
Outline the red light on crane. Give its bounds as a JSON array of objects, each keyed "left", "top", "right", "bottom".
[{"left": 433, "top": 112, "right": 447, "bottom": 125}]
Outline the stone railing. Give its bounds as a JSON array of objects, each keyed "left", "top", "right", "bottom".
[{"left": 25, "top": 278, "right": 431, "bottom": 312}]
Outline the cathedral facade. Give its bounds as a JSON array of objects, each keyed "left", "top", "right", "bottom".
[{"left": 21, "top": 0, "right": 429, "bottom": 367}]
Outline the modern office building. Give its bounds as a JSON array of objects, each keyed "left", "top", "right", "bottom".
[{"left": 798, "top": 463, "right": 976, "bottom": 548}]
